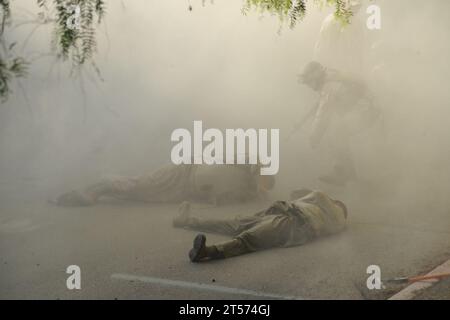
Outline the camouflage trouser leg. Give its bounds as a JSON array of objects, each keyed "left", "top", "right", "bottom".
[
  {"left": 209, "top": 201, "right": 301, "bottom": 258},
  {"left": 215, "top": 214, "right": 294, "bottom": 258},
  {"left": 185, "top": 201, "right": 313, "bottom": 259},
  {"left": 85, "top": 176, "right": 139, "bottom": 200},
  {"left": 183, "top": 212, "right": 265, "bottom": 237}
]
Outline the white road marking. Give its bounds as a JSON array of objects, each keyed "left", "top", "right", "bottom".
[
  {"left": 0, "top": 218, "right": 46, "bottom": 233},
  {"left": 111, "top": 273, "right": 302, "bottom": 300}
]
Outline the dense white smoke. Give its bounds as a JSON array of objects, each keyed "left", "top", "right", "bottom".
[{"left": 1, "top": 0, "right": 449, "bottom": 226}]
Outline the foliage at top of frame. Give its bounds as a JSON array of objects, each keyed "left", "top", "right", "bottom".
[
  {"left": 1, "top": 0, "right": 28, "bottom": 102},
  {"left": 1, "top": 0, "right": 105, "bottom": 101},
  {"left": 0, "top": 0, "right": 354, "bottom": 102},
  {"left": 37, "top": 0, "right": 105, "bottom": 66},
  {"left": 242, "top": 0, "right": 354, "bottom": 28}
]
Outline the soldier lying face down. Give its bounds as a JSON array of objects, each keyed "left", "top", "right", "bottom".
[
  {"left": 173, "top": 189, "right": 347, "bottom": 262},
  {"left": 54, "top": 163, "right": 275, "bottom": 207}
]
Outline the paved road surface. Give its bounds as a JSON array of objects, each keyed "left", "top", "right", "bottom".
[{"left": 1, "top": 180, "right": 449, "bottom": 300}]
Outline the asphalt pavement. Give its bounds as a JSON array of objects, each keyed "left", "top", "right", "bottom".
[{"left": 1, "top": 180, "right": 449, "bottom": 300}]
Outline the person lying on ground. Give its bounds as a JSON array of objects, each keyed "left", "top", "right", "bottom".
[
  {"left": 54, "top": 163, "right": 275, "bottom": 207},
  {"left": 173, "top": 189, "right": 347, "bottom": 262}
]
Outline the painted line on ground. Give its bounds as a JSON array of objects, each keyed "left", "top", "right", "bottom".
[
  {"left": 111, "top": 273, "right": 303, "bottom": 300},
  {"left": 389, "top": 259, "right": 450, "bottom": 300}
]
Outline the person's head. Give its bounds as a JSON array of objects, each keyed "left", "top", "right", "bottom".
[
  {"left": 257, "top": 175, "right": 276, "bottom": 192},
  {"left": 334, "top": 200, "right": 348, "bottom": 219},
  {"left": 298, "top": 61, "right": 326, "bottom": 91}
]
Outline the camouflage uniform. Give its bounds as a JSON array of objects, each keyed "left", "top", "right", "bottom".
[
  {"left": 179, "top": 191, "right": 346, "bottom": 257},
  {"left": 83, "top": 163, "right": 260, "bottom": 204}
]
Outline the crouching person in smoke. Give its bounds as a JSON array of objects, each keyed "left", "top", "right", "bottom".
[
  {"left": 173, "top": 189, "right": 347, "bottom": 262},
  {"left": 54, "top": 163, "right": 275, "bottom": 207},
  {"left": 295, "top": 61, "right": 381, "bottom": 186}
]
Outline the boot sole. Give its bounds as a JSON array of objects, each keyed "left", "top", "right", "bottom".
[{"left": 189, "top": 234, "right": 206, "bottom": 263}]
